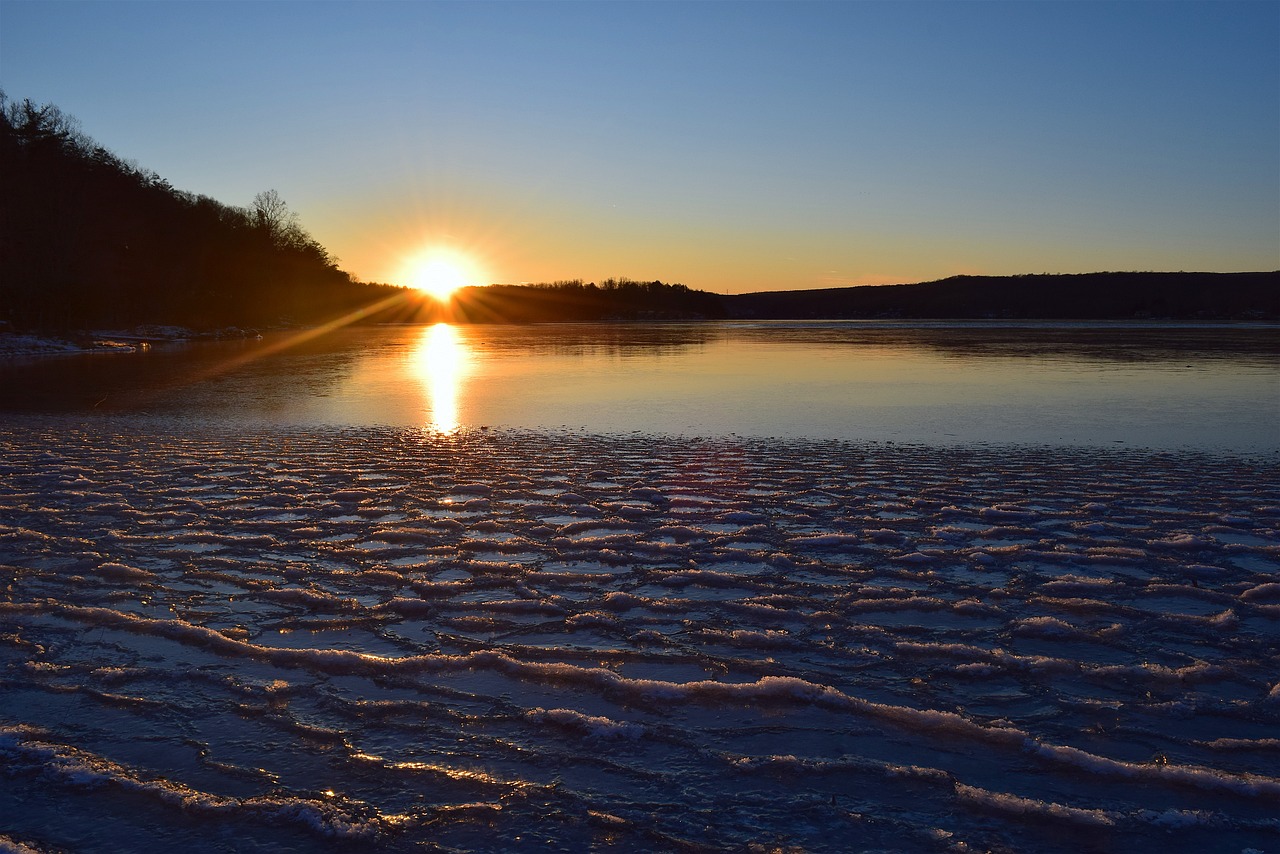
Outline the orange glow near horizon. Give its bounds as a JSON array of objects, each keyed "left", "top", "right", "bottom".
[{"left": 399, "top": 247, "right": 487, "bottom": 302}]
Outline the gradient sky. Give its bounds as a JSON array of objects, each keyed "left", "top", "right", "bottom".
[{"left": 2, "top": 1, "right": 1277, "bottom": 293}]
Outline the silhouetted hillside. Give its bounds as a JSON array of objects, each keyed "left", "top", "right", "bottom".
[
  {"left": 0, "top": 92, "right": 400, "bottom": 331},
  {"left": 726, "top": 272, "right": 1279, "bottom": 320}
]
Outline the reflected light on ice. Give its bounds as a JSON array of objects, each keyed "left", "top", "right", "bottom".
[{"left": 410, "top": 323, "right": 469, "bottom": 433}]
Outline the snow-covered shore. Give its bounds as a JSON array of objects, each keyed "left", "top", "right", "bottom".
[
  {"left": 0, "top": 326, "right": 265, "bottom": 358},
  {"left": 1, "top": 420, "right": 1277, "bottom": 852},
  {"left": 0, "top": 331, "right": 135, "bottom": 357}
]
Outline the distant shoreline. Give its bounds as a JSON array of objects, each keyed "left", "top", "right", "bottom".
[
  {"left": 722, "top": 271, "right": 1279, "bottom": 321},
  {"left": 6, "top": 271, "right": 1277, "bottom": 337},
  {"left": 5, "top": 313, "right": 1279, "bottom": 362}
]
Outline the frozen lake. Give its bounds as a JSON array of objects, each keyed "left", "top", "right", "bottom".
[
  {"left": 1, "top": 320, "right": 1277, "bottom": 451},
  {"left": 1, "top": 321, "right": 1278, "bottom": 852}
]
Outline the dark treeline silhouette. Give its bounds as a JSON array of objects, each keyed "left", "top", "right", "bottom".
[
  {"left": 418, "top": 279, "right": 727, "bottom": 323},
  {"left": 726, "top": 272, "right": 1279, "bottom": 320},
  {"left": 4, "top": 94, "right": 1274, "bottom": 332},
  {"left": 0, "top": 92, "right": 401, "bottom": 331}
]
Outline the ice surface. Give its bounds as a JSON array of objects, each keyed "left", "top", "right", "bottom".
[{"left": 0, "top": 417, "right": 1277, "bottom": 852}]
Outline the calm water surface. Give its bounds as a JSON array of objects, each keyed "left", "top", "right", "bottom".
[{"left": 2, "top": 321, "right": 1276, "bottom": 451}]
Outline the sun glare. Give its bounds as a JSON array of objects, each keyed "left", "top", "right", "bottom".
[{"left": 403, "top": 248, "right": 483, "bottom": 302}]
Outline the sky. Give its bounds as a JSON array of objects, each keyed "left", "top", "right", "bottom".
[{"left": 2, "top": 1, "right": 1277, "bottom": 294}]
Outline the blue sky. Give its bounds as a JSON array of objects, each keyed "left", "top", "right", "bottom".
[{"left": 2, "top": 1, "right": 1276, "bottom": 292}]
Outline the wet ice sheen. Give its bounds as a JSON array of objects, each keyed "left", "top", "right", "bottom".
[
  {"left": 0, "top": 420, "right": 1278, "bottom": 853},
  {"left": 2, "top": 322, "right": 1277, "bottom": 451}
]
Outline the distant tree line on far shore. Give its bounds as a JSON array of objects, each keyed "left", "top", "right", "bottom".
[
  {"left": 423, "top": 279, "right": 728, "bottom": 323},
  {"left": 1, "top": 92, "right": 1275, "bottom": 333}
]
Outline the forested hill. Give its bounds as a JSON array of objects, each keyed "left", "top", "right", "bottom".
[
  {"left": 0, "top": 93, "right": 400, "bottom": 331},
  {"left": 726, "top": 272, "right": 1279, "bottom": 320}
]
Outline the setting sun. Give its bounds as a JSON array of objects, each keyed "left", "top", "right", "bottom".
[{"left": 402, "top": 248, "right": 484, "bottom": 302}]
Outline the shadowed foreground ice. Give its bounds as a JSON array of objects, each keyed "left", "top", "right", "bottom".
[{"left": 1, "top": 420, "right": 1278, "bottom": 852}]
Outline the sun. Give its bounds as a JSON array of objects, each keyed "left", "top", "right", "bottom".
[
  {"left": 411, "top": 259, "right": 467, "bottom": 302},
  {"left": 402, "top": 248, "right": 483, "bottom": 302}
]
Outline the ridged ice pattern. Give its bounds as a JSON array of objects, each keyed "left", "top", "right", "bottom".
[{"left": 1, "top": 419, "right": 1278, "bottom": 852}]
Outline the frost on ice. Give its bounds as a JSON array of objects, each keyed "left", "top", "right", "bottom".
[{"left": 0, "top": 419, "right": 1277, "bottom": 853}]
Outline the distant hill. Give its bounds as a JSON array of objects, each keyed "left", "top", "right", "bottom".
[
  {"left": 437, "top": 273, "right": 1279, "bottom": 323},
  {"left": 727, "top": 270, "right": 1274, "bottom": 320},
  {"left": 726, "top": 272, "right": 1279, "bottom": 320}
]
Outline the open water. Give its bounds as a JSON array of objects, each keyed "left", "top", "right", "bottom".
[{"left": 0, "top": 321, "right": 1276, "bottom": 450}]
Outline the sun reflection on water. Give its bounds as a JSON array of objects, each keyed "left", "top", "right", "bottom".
[{"left": 411, "top": 323, "right": 469, "bottom": 434}]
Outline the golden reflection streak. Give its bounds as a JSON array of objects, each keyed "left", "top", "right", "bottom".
[{"left": 410, "top": 323, "right": 469, "bottom": 434}]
